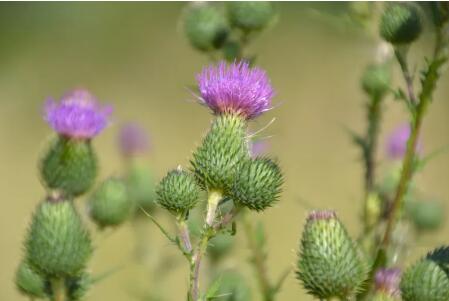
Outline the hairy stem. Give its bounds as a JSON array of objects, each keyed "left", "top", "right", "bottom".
[
  {"left": 242, "top": 211, "right": 274, "bottom": 301},
  {"left": 51, "top": 278, "right": 65, "bottom": 301},
  {"left": 189, "top": 190, "right": 222, "bottom": 301}
]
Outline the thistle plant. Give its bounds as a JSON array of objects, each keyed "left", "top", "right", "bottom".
[
  {"left": 16, "top": 89, "right": 112, "bottom": 301},
  {"left": 149, "top": 60, "right": 283, "bottom": 301}
]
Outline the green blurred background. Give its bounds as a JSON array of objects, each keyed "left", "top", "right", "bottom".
[{"left": 1, "top": 2, "right": 448, "bottom": 300}]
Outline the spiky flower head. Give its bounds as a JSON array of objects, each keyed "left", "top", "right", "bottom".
[
  {"left": 25, "top": 198, "right": 92, "bottom": 277},
  {"left": 380, "top": 3, "right": 422, "bottom": 45},
  {"left": 40, "top": 136, "right": 97, "bottom": 197},
  {"left": 375, "top": 268, "right": 401, "bottom": 297},
  {"left": 297, "top": 210, "right": 368, "bottom": 300},
  {"left": 156, "top": 168, "right": 201, "bottom": 216},
  {"left": 400, "top": 247, "right": 449, "bottom": 301},
  {"left": 231, "top": 157, "right": 283, "bottom": 211},
  {"left": 191, "top": 114, "right": 249, "bottom": 193},
  {"left": 197, "top": 61, "right": 274, "bottom": 120},
  {"left": 386, "top": 123, "right": 422, "bottom": 160},
  {"left": 44, "top": 89, "right": 112, "bottom": 139},
  {"left": 118, "top": 123, "right": 150, "bottom": 157},
  {"left": 88, "top": 177, "right": 132, "bottom": 229}
]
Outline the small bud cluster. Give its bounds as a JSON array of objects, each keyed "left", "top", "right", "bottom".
[{"left": 183, "top": 2, "right": 277, "bottom": 61}]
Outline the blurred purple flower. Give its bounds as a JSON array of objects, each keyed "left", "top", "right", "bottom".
[
  {"left": 196, "top": 61, "right": 274, "bottom": 120},
  {"left": 250, "top": 140, "right": 269, "bottom": 157},
  {"left": 44, "top": 89, "right": 112, "bottom": 139},
  {"left": 375, "top": 268, "right": 401, "bottom": 297},
  {"left": 118, "top": 123, "right": 150, "bottom": 157},
  {"left": 386, "top": 123, "right": 423, "bottom": 160}
]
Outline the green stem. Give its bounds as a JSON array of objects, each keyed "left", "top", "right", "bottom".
[
  {"left": 177, "top": 218, "right": 193, "bottom": 255},
  {"left": 242, "top": 211, "right": 274, "bottom": 301},
  {"left": 189, "top": 190, "right": 222, "bottom": 301},
  {"left": 51, "top": 278, "right": 65, "bottom": 301}
]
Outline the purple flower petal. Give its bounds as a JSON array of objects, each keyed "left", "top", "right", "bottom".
[
  {"left": 386, "top": 123, "right": 423, "bottom": 160},
  {"left": 118, "top": 123, "right": 150, "bottom": 156},
  {"left": 196, "top": 61, "right": 274, "bottom": 119}
]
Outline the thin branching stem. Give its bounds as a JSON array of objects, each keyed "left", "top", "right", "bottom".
[{"left": 242, "top": 210, "right": 275, "bottom": 301}]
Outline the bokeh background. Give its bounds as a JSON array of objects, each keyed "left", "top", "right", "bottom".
[{"left": 1, "top": 2, "right": 448, "bottom": 300}]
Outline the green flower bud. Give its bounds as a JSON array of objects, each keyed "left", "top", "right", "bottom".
[
  {"left": 183, "top": 3, "right": 229, "bottom": 52},
  {"left": 126, "top": 164, "right": 156, "bottom": 213},
  {"left": 361, "top": 63, "right": 391, "bottom": 98},
  {"left": 15, "top": 261, "right": 48, "bottom": 298},
  {"left": 231, "top": 157, "right": 283, "bottom": 211},
  {"left": 213, "top": 270, "right": 251, "bottom": 301},
  {"left": 296, "top": 211, "right": 368, "bottom": 300},
  {"left": 26, "top": 199, "right": 92, "bottom": 277},
  {"left": 40, "top": 136, "right": 97, "bottom": 197},
  {"left": 191, "top": 114, "right": 249, "bottom": 194},
  {"left": 400, "top": 255, "right": 449, "bottom": 301},
  {"left": 88, "top": 177, "right": 132, "bottom": 228},
  {"left": 380, "top": 4, "right": 422, "bottom": 45},
  {"left": 227, "top": 1, "right": 276, "bottom": 32},
  {"left": 66, "top": 272, "right": 91, "bottom": 301},
  {"left": 408, "top": 199, "right": 445, "bottom": 231},
  {"left": 156, "top": 168, "right": 201, "bottom": 216},
  {"left": 207, "top": 232, "right": 234, "bottom": 262}
]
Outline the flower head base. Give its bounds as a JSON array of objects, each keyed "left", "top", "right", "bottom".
[
  {"left": 375, "top": 268, "right": 401, "bottom": 297},
  {"left": 197, "top": 61, "right": 274, "bottom": 120},
  {"left": 118, "top": 123, "right": 150, "bottom": 157},
  {"left": 386, "top": 123, "right": 423, "bottom": 160},
  {"left": 45, "top": 89, "right": 112, "bottom": 139}
]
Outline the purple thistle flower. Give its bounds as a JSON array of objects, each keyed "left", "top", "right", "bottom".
[
  {"left": 386, "top": 123, "right": 423, "bottom": 160},
  {"left": 118, "top": 123, "right": 150, "bottom": 157},
  {"left": 307, "top": 210, "right": 337, "bottom": 221},
  {"left": 375, "top": 268, "right": 401, "bottom": 297},
  {"left": 44, "top": 89, "right": 112, "bottom": 139},
  {"left": 196, "top": 61, "right": 274, "bottom": 120}
]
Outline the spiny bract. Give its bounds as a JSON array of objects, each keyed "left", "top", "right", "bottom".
[
  {"left": 231, "top": 157, "right": 283, "bottom": 211},
  {"left": 40, "top": 136, "right": 97, "bottom": 197},
  {"left": 296, "top": 211, "right": 368, "bottom": 300},
  {"left": 26, "top": 200, "right": 92, "bottom": 277},
  {"left": 156, "top": 168, "right": 201, "bottom": 215},
  {"left": 191, "top": 114, "right": 249, "bottom": 194}
]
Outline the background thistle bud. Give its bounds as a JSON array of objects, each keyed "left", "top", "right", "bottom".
[
  {"left": 156, "top": 168, "right": 201, "bottom": 216},
  {"left": 126, "top": 164, "right": 156, "bottom": 213},
  {"left": 361, "top": 63, "right": 391, "bottom": 99},
  {"left": 88, "top": 177, "right": 132, "bottom": 228},
  {"left": 40, "top": 136, "right": 97, "bottom": 196},
  {"left": 231, "top": 157, "right": 283, "bottom": 211},
  {"left": 26, "top": 199, "right": 92, "bottom": 277},
  {"left": 15, "top": 261, "right": 47, "bottom": 298},
  {"left": 400, "top": 255, "right": 449, "bottom": 301},
  {"left": 227, "top": 1, "right": 276, "bottom": 32},
  {"left": 65, "top": 272, "right": 92, "bottom": 301},
  {"left": 380, "top": 3, "right": 422, "bottom": 45},
  {"left": 296, "top": 210, "right": 367, "bottom": 300},
  {"left": 407, "top": 199, "right": 445, "bottom": 231},
  {"left": 183, "top": 3, "right": 229, "bottom": 52},
  {"left": 191, "top": 114, "right": 249, "bottom": 193}
]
